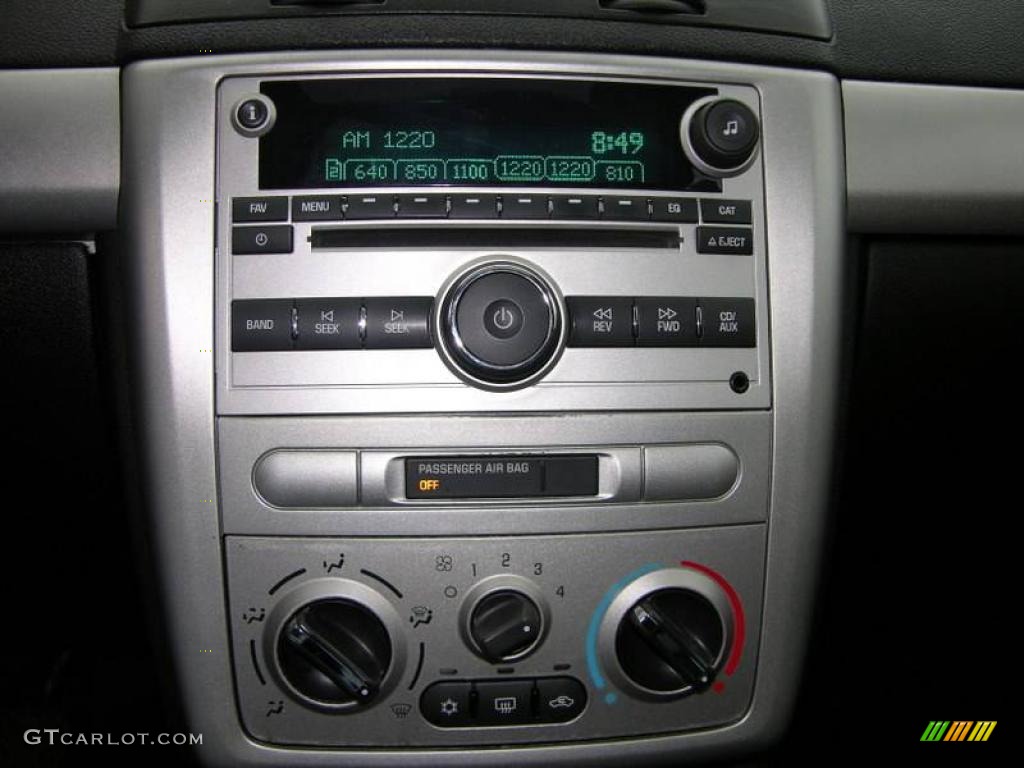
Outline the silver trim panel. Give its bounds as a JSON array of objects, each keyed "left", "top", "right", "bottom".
[
  {"left": 845, "top": 79, "right": 1024, "bottom": 234},
  {"left": 253, "top": 450, "right": 358, "bottom": 508},
  {"left": 0, "top": 68, "right": 119, "bottom": 233},
  {"left": 121, "top": 50, "right": 844, "bottom": 766},
  {"left": 643, "top": 444, "right": 739, "bottom": 501}
]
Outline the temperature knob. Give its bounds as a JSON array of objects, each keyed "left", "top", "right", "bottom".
[{"left": 598, "top": 567, "right": 734, "bottom": 700}]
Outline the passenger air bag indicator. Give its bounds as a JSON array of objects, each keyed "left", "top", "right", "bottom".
[{"left": 405, "top": 455, "right": 598, "bottom": 499}]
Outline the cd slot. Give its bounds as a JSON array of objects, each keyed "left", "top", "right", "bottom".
[{"left": 309, "top": 226, "right": 681, "bottom": 250}]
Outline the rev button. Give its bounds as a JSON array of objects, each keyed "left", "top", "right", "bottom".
[{"left": 566, "top": 297, "right": 634, "bottom": 347}]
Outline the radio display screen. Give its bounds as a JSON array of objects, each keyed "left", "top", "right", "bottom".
[{"left": 258, "top": 78, "right": 719, "bottom": 191}]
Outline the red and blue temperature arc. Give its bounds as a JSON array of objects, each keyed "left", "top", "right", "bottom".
[{"left": 585, "top": 561, "right": 746, "bottom": 705}]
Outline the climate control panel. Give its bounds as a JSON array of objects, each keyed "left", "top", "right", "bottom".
[{"left": 226, "top": 528, "right": 764, "bottom": 747}]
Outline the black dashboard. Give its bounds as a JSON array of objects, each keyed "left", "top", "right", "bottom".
[{"left": 0, "top": 2, "right": 1018, "bottom": 766}]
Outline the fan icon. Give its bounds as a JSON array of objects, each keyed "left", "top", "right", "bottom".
[{"left": 439, "top": 698, "right": 459, "bottom": 716}]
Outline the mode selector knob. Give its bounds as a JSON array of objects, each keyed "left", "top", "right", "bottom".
[
  {"left": 683, "top": 99, "right": 760, "bottom": 177},
  {"left": 438, "top": 262, "right": 564, "bottom": 389},
  {"left": 273, "top": 591, "right": 401, "bottom": 712}
]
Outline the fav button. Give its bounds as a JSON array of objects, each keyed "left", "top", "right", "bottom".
[
  {"left": 536, "top": 677, "right": 587, "bottom": 723},
  {"left": 566, "top": 296, "right": 634, "bottom": 347},
  {"left": 420, "top": 681, "right": 473, "bottom": 727},
  {"left": 232, "top": 197, "right": 288, "bottom": 223},
  {"left": 474, "top": 680, "right": 534, "bottom": 726},
  {"left": 364, "top": 297, "right": 433, "bottom": 349}
]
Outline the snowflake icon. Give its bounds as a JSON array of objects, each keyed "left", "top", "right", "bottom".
[{"left": 439, "top": 698, "right": 459, "bottom": 716}]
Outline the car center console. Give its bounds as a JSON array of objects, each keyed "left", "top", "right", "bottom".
[{"left": 121, "top": 51, "right": 843, "bottom": 766}]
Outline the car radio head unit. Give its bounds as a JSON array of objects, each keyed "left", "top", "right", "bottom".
[
  {"left": 217, "top": 70, "right": 769, "bottom": 410},
  {"left": 257, "top": 78, "right": 722, "bottom": 192}
]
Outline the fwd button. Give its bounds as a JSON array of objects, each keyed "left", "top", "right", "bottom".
[{"left": 636, "top": 297, "right": 698, "bottom": 347}]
